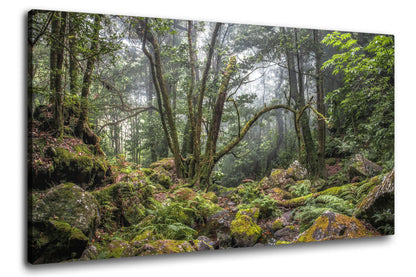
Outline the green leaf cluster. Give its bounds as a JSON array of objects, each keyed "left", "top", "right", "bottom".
[{"left": 322, "top": 32, "right": 394, "bottom": 164}]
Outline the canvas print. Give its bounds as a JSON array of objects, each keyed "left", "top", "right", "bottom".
[{"left": 28, "top": 9, "right": 394, "bottom": 264}]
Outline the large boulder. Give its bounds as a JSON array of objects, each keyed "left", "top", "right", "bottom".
[
  {"left": 30, "top": 144, "right": 113, "bottom": 190},
  {"left": 286, "top": 160, "right": 308, "bottom": 181},
  {"left": 230, "top": 211, "right": 262, "bottom": 247},
  {"left": 355, "top": 169, "right": 394, "bottom": 234},
  {"left": 205, "top": 209, "right": 233, "bottom": 248},
  {"left": 261, "top": 168, "right": 294, "bottom": 189},
  {"left": 92, "top": 182, "right": 148, "bottom": 231},
  {"left": 29, "top": 183, "right": 99, "bottom": 263},
  {"left": 348, "top": 154, "right": 383, "bottom": 181},
  {"left": 133, "top": 240, "right": 195, "bottom": 256},
  {"left": 29, "top": 219, "right": 89, "bottom": 264},
  {"left": 296, "top": 211, "right": 379, "bottom": 243},
  {"left": 194, "top": 236, "right": 215, "bottom": 251},
  {"left": 273, "top": 226, "right": 299, "bottom": 242},
  {"left": 31, "top": 183, "right": 99, "bottom": 235}
]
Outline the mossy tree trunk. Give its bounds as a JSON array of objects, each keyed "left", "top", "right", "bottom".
[
  {"left": 138, "top": 19, "right": 184, "bottom": 178},
  {"left": 283, "top": 27, "right": 318, "bottom": 175},
  {"left": 68, "top": 13, "right": 79, "bottom": 95},
  {"left": 190, "top": 22, "right": 222, "bottom": 186},
  {"left": 314, "top": 30, "right": 328, "bottom": 178},
  {"left": 75, "top": 14, "right": 101, "bottom": 147},
  {"left": 137, "top": 20, "right": 324, "bottom": 189},
  {"left": 50, "top": 11, "right": 67, "bottom": 139}
]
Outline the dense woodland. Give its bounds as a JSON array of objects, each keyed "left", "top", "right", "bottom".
[{"left": 28, "top": 10, "right": 394, "bottom": 264}]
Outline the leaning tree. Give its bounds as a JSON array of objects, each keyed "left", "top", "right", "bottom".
[{"left": 136, "top": 18, "right": 324, "bottom": 188}]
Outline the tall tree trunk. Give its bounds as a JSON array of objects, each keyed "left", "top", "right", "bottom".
[
  {"left": 138, "top": 19, "right": 184, "bottom": 177},
  {"left": 49, "top": 12, "right": 58, "bottom": 101},
  {"left": 192, "top": 23, "right": 221, "bottom": 185},
  {"left": 284, "top": 30, "right": 303, "bottom": 160},
  {"left": 294, "top": 30, "right": 317, "bottom": 175},
  {"left": 314, "top": 29, "right": 327, "bottom": 178},
  {"left": 68, "top": 14, "right": 79, "bottom": 95},
  {"left": 75, "top": 14, "right": 101, "bottom": 146},
  {"left": 28, "top": 12, "right": 35, "bottom": 120},
  {"left": 51, "top": 12, "right": 67, "bottom": 139},
  {"left": 145, "top": 66, "right": 158, "bottom": 163},
  {"left": 199, "top": 56, "right": 237, "bottom": 187}
]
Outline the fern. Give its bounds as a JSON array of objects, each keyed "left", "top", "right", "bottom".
[
  {"left": 286, "top": 180, "right": 312, "bottom": 198},
  {"left": 293, "top": 194, "right": 355, "bottom": 232},
  {"left": 371, "top": 209, "right": 394, "bottom": 235},
  {"left": 238, "top": 195, "right": 282, "bottom": 219},
  {"left": 355, "top": 179, "right": 379, "bottom": 204},
  {"left": 312, "top": 195, "right": 355, "bottom": 215},
  {"left": 293, "top": 206, "right": 332, "bottom": 232},
  {"left": 338, "top": 187, "right": 356, "bottom": 202},
  {"left": 131, "top": 192, "right": 222, "bottom": 241}
]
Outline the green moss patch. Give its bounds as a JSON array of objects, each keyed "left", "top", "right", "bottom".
[
  {"left": 296, "top": 211, "right": 379, "bottom": 243},
  {"left": 230, "top": 213, "right": 262, "bottom": 247}
]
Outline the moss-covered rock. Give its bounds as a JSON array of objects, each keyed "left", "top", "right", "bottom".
[
  {"left": 230, "top": 213, "right": 262, "bottom": 247},
  {"left": 30, "top": 144, "right": 113, "bottom": 190},
  {"left": 269, "top": 168, "right": 289, "bottom": 187},
  {"left": 202, "top": 191, "right": 218, "bottom": 203},
  {"left": 355, "top": 169, "right": 394, "bottom": 234},
  {"left": 261, "top": 168, "right": 295, "bottom": 189},
  {"left": 174, "top": 187, "right": 197, "bottom": 201},
  {"left": 193, "top": 236, "right": 215, "bottom": 251},
  {"left": 348, "top": 154, "right": 383, "bottom": 181},
  {"left": 296, "top": 211, "right": 379, "bottom": 243},
  {"left": 150, "top": 158, "right": 175, "bottom": 171},
  {"left": 136, "top": 240, "right": 195, "bottom": 256},
  {"left": 273, "top": 225, "right": 298, "bottom": 242},
  {"left": 271, "top": 219, "right": 284, "bottom": 231},
  {"left": 149, "top": 167, "right": 172, "bottom": 189},
  {"left": 28, "top": 219, "right": 89, "bottom": 264},
  {"left": 236, "top": 208, "right": 260, "bottom": 223},
  {"left": 271, "top": 187, "right": 291, "bottom": 200},
  {"left": 286, "top": 160, "right": 308, "bottom": 180},
  {"left": 92, "top": 182, "right": 148, "bottom": 231},
  {"left": 31, "top": 183, "right": 99, "bottom": 236}
]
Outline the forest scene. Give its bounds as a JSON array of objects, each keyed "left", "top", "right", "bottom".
[{"left": 28, "top": 9, "right": 394, "bottom": 264}]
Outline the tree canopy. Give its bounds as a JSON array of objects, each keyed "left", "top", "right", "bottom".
[{"left": 28, "top": 10, "right": 394, "bottom": 188}]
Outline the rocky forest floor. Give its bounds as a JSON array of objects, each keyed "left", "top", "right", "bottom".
[{"left": 28, "top": 108, "right": 394, "bottom": 264}]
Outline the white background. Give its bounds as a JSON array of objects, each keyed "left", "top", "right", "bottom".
[{"left": 1, "top": 0, "right": 414, "bottom": 276}]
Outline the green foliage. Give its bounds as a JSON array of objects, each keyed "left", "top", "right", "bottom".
[
  {"left": 238, "top": 195, "right": 282, "bottom": 219},
  {"left": 130, "top": 199, "right": 197, "bottom": 241},
  {"left": 371, "top": 209, "right": 394, "bottom": 235},
  {"left": 322, "top": 32, "right": 394, "bottom": 164},
  {"left": 293, "top": 194, "right": 355, "bottom": 232},
  {"left": 286, "top": 180, "right": 311, "bottom": 198},
  {"left": 234, "top": 181, "right": 282, "bottom": 219},
  {"left": 124, "top": 190, "right": 222, "bottom": 241}
]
